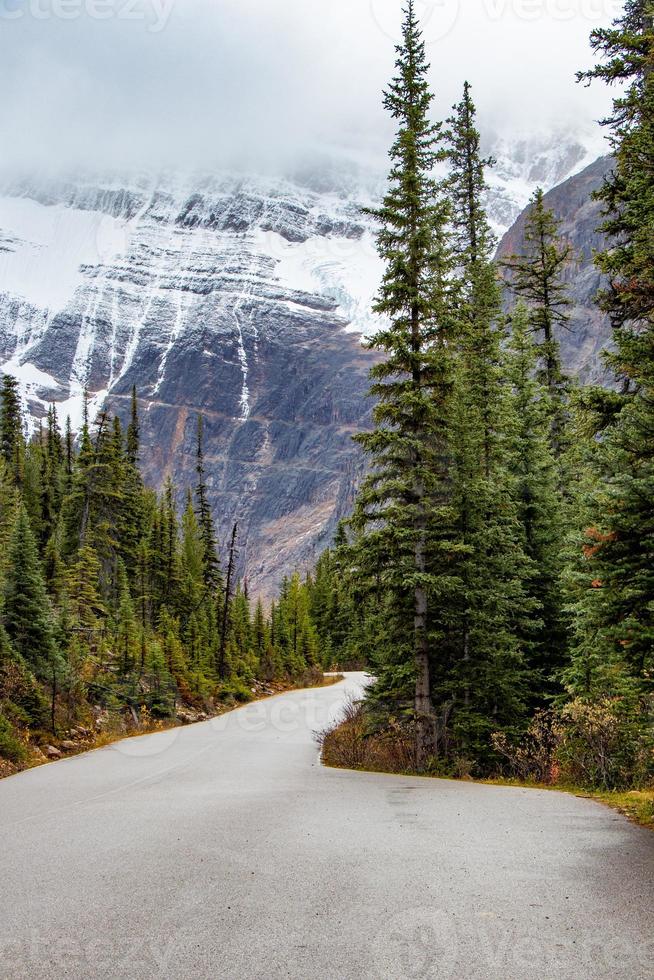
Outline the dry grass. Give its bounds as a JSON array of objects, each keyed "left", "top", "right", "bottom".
[
  {"left": 582, "top": 788, "right": 654, "bottom": 828},
  {"left": 317, "top": 698, "right": 416, "bottom": 774}
]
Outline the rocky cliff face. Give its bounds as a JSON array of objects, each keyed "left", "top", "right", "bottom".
[
  {"left": 0, "top": 169, "right": 385, "bottom": 596},
  {"left": 0, "top": 145, "right": 611, "bottom": 596},
  {"left": 497, "top": 154, "right": 614, "bottom": 385}
]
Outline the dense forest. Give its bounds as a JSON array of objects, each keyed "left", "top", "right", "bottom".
[
  {"left": 319, "top": 0, "right": 653, "bottom": 793},
  {"left": 0, "top": 387, "right": 336, "bottom": 773}
]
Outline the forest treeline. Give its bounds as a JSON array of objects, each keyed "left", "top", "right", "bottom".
[
  {"left": 0, "top": 389, "right": 338, "bottom": 771},
  {"left": 319, "top": 0, "right": 653, "bottom": 792}
]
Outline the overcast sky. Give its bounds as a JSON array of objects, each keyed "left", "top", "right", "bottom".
[{"left": 0, "top": 0, "right": 619, "bottom": 173}]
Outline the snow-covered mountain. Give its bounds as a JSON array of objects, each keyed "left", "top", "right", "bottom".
[
  {"left": 0, "top": 135, "right": 604, "bottom": 593},
  {"left": 484, "top": 128, "right": 606, "bottom": 237},
  {"left": 0, "top": 168, "right": 384, "bottom": 430}
]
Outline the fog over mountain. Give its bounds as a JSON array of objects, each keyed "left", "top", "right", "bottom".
[{"left": 0, "top": 0, "right": 615, "bottom": 174}]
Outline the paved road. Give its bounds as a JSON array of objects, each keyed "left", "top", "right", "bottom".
[{"left": 0, "top": 673, "right": 652, "bottom": 980}]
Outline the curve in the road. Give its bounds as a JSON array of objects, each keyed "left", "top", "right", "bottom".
[{"left": 1, "top": 672, "right": 652, "bottom": 980}]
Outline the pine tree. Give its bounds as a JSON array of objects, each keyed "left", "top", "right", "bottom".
[
  {"left": 121, "top": 392, "right": 145, "bottom": 581},
  {"left": 0, "top": 374, "right": 25, "bottom": 486},
  {"left": 64, "top": 416, "right": 74, "bottom": 486},
  {"left": 195, "top": 415, "right": 221, "bottom": 593},
  {"left": 126, "top": 386, "right": 140, "bottom": 468},
  {"left": 353, "top": 1, "right": 460, "bottom": 766},
  {"left": 61, "top": 410, "right": 95, "bottom": 558},
  {"left": 64, "top": 545, "right": 107, "bottom": 635},
  {"left": 442, "top": 83, "right": 533, "bottom": 756},
  {"left": 40, "top": 405, "right": 65, "bottom": 551},
  {"left": 217, "top": 522, "right": 238, "bottom": 679},
  {"left": 504, "top": 304, "right": 566, "bottom": 692},
  {"left": 157, "top": 478, "right": 181, "bottom": 608},
  {"left": 3, "top": 506, "right": 59, "bottom": 678},
  {"left": 578, "top": 1, "right": 654, "bottom": 369},
  {"left": 0, "top": 458, "right": 19, "bottom": 595},
  {"left": 501, "top": 189, "right": 573, "bottom": 454},
  {"left": 114, "top": 560, "right": 139, "bottom": 674}
]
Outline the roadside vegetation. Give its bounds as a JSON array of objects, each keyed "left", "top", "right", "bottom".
[
  {"left": 313, "top": 0, "right": 653, "bottom": 801},
  {"left": 318, "top": 699, "right": 654, "bottom": 829},
  {"left": 0, "top": 384, "right": 345, "bottom": 777}
]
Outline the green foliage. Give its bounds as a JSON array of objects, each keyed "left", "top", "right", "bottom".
[
  {"left": 3, "top": 506, "right": 59, "bottom": 679},
  {"left": 0, "top": 713, "right": 27, "bottom": 763},
  {"left": 0, "top": 374, "right": 25, "bottom": 486},
  {"left": 0, "top": 389, "right": 325, "bottom": 766},
  {"left": 562, "top": 1, "right": 654, "bottom": 777},
  {"left": 501, "top": 189, "right": 572, "bottom": 401},
  {"left": 312, "top": 3, "right": 653, "bottom": 790},
  {"left": 356, "top": 0, "right": 463, "bottom": 766}
]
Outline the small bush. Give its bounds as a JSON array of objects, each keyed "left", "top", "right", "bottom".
[
  {"left": 0, "top": 658, "right": 49, "bottom": 728},
  {"left": 492, "top": 697, "right": 653, "bottom": 791},
  {"left": 297, "top": 666, "right": 328, "bottom": 689},
  {"left": 492, "top": 710, "right": 563, "bottom": 784},
  {"left": 218, "top": 678, "right": 254, "bottom": 704},
  {"left": 317, "top": 698, "right": 416, "bottom": 773},
  {"left": 0, "top": 713, "right": 28, "bottom": 764},
  {"left": 557, "top": 697, "right": 653, "bottom": 791}
]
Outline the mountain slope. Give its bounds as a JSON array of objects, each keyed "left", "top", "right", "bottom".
[
  {"left": 0, "top": 172, "right": 382, "bottom": 596},
  {"left": 0, "top": 146, "right": 611, "bottom": 595},
  {"left": 497, "top": 154, "right": 614, "bottom": 385}
]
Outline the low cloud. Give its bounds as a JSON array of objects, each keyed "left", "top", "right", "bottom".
[{"left": 0, "top": 0, "right": 617, "bottom": 175}]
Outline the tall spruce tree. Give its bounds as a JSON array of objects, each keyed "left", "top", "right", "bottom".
[
  {"left": 195, "top": 415, "right": 221, "bottom": 593},
  {"left": 443, "top": 84, "right": 533, "bottom": 755},
  {"left": 353, "top": 1, "right": 460, "bottom": 765},
  {"left": 504, "top": 304, "right": 566, "bottom": 694},
  {"left": 126, "top": 386, "right": 140, "bottom": 468},
  {"left": 567, "top": 3, "right": 654, "bottom": 701}
]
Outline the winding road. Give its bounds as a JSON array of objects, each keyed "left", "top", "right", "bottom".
[{"left": 0, "top": 673, "right": 652, "bottom": 979}]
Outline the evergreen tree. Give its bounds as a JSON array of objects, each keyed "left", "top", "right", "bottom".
[
  {"left": 195, "top": 415, "right": 221, "bottom": 593},
  {"left": 442, "top": 83, "right": 533, "bottom": 756},
  {"left": 114, "top": 560, "right": 139, "bottom": 675},
  {"left": 568, "top": 4, "right": 654, "bottom": 703},
  {"left": 0, "top": 374, "right": 25, "bottom": 486},
  {"left": 501, "top": 189, "right": 573, "bottom": 454},
  {"left": 217, "top": 522, "right": 238, "bottom": 679},
  {"left": 504, "top": 305, "right": 567, "bottom": 693},
  {"left": 354, "top": 1, "right": 461, "bottom": 765},
  {"left": 121, "top": 392, "right": 145, "bottom": 581},
  {"left": 578, "top": 1, "right": 654, "bottom": 368},
  {"left": 64, "top": 545, "right": 107, "bottom": 635},
  {"left": 126, "top": 386, "right": 140, "bottom": 468},
  {"left": 3, "top": 506, "right": 59, "bottom": 678}
]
